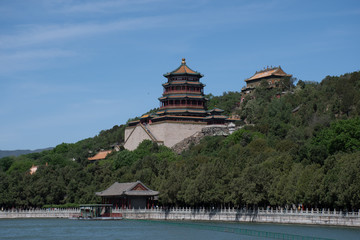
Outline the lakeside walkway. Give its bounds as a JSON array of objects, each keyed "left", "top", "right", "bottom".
[{"left": 1, "top": 207, "right": 359, "bottom": 227}]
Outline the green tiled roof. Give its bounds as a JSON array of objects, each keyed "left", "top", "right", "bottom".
[
  {"left": 162, "top": 81, "right": 205, "bottom": 87},
  {"left": 159, "top": 94, "right": 206, "bottom": 100}
]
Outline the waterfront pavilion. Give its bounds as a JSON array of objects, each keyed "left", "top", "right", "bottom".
[{"left": 96, "top": 181, "right": 159, "bottom": 209}]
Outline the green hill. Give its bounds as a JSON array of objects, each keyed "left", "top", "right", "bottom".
[
  {"left": 0, "top": 71, "right": 359, "bottom": 210},
  {"left": 0, "top": 148, "right": 53, "bottom": 158}
]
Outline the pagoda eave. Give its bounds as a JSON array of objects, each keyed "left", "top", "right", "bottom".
[
  {"left": 158, "top": 108, "right": 207, "bottom": 113},
  {"left": 163, "top": 72, "right": 204, "bottom": 78},
  {"left": 162, "top": 81, "right": 205, "bottom": 87},
  {"left": 152, "top": 115, "right": 207, "bottom": 122},
  {"left": 159, "top": 96, "right": 206, "bottom": 101}
]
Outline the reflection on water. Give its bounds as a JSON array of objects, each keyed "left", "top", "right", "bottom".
[{"left": 0, "top": 218, "right": 359, "bottom": 240}]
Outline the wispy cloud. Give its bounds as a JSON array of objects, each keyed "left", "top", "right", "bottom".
[
  {"left": 0, "top": 13, "right": 166, "bottom": 74},
  {"left": 0, "top": 49, "right": 76, "bottom": 74},
  {"left": 0, "top": 16, "right": 164, "bottom": 49},
  {"left": 14, "top": 80, "right": 90, "bottom": 96},
  {"left": 57, "top": 0, "right": 164, "bottom": 13},
  {"left": 8, "top": 98, "right": 124, "bottom": 130},
  {"left": 0, "top": 0, "right": 286, "bottom": 50},
  {"left": 0, "top": 49, "right": 74, "bottom": 60}
]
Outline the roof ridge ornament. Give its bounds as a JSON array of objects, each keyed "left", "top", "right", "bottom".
[{"left": 182, "top": 58, "right": 186, "bottom": 64}]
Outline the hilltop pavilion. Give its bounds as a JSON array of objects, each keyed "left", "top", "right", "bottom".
[{"left": 241, "top": 66, "right": 292, "bottom": 102}]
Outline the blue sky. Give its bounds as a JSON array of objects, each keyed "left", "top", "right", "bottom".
[{"left": 1, "top": 0, "right": 359, "bottom": 150}]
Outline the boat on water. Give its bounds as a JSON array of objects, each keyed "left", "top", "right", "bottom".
[{"left": 70, "top": 204, "right": 122, "bottom": 220}]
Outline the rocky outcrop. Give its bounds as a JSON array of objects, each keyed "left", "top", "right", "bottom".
[{"left": 171, "top": 125, "right": 230, "bottom": 154}]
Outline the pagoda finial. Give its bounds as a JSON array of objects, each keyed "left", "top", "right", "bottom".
[{"left": 182, "top": 58, "right": 186, "bottom": 64}]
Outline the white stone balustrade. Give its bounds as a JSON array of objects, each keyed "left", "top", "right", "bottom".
[{"left": 1, "top": 207, "right": 359, "bottom": 226}]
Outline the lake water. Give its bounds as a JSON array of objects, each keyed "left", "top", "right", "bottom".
[{"left": 0, "top": 218, "right": 359, "bottom": 240}]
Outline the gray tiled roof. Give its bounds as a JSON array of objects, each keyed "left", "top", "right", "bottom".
[{"left": 95, "top": 181, "right": 159, "bottom": 197}]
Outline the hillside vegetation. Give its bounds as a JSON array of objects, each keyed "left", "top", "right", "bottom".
[{"left": 1, "top": 71, "right": 360, "bottom": 210}]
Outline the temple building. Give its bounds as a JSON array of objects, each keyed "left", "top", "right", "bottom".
[
  {"left": 96, "top": 181, "right": 159, "bottom": 209},
  {"left": 124, "top": 59, "right": 230, "bottom": 150},
  {"left": 241, "top": 66, "right": 292, "bottom": 102}
]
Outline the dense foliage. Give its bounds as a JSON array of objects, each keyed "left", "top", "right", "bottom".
[
  {"left": 1, "top": 71, "right": 360, "bottom": 210},
  {"left": 206, "top": 91, "right": 242, "bottom": 115}
]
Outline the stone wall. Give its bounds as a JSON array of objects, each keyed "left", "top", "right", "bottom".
[
  {"left": 0, "top": 209, "right": 79, "bottom": 219},
  {"left": 2, "top": 208, "right": 360, "bottom": 227},
  {"left": 116, "top": 208, "right": 360, "bottom": 227},
  {"left": 124, "top": 125, "right": 153, "bottom": 150},
  {"left": 124, "top": 121, "right": 206, "bottom": 151}
]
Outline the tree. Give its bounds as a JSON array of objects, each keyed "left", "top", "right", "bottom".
[
  {"left": 312, "top": 118, "right": 360, "bottom": 155},
  {"left": 0, "top": 156, "right": 14, "bottom": 172}
]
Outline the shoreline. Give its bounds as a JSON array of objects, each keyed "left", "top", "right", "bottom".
[{"left": 1, "top": 208, "right": 359, "bottom": 227}]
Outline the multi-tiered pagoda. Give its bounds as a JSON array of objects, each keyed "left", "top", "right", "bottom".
[
  {"left": 124, "top": 59, "right": 230, "bottom": 150},
  {"left": 155, "top": 58, "right": 207, "bottom": 121}
]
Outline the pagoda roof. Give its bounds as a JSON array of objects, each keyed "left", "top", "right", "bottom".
[
  {"left": 204, "top": 115, "right": 228, "bottom": 119},
  {"left": 160, "top": 108, "right": 207, "bottom": 114},
  {"left": 140, "top": 114, "right": 150, "bottom": 118},
  {"left": 207, "top": 108, "right": 225, "bottom": 114},
  {"left": 156, "top": 110, "right": 165, "bottom": 115},
  {"left": 162, "top": 81, "right": 205, "bottom": 86},
  {"left": 152, "top": 115, "right": 207, "bottom": 121},
  {"left": 96, "top": 181, "right": 159, "bottom": 197},
  {"left": 88, "top": 150, "right": 112, "bottom": 161},
  {"left": 159, "top": 94, "right": 205, "bottom": 100},
  {"left": 164, "top": 58, "right": 203, "bottom": 77},
  {"left": 245, "top": 66, "right": 292, "bottom": 82}
]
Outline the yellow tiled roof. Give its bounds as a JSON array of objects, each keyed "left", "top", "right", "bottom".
[
  {"left": 173, "top": 64, "right": 196, "bottom": 74},
  {"left": 164, "top": 58, "right": 202, "bottom": 77},
  {"left": 246, "top": 67, "right": 291, "bottom": 82}
]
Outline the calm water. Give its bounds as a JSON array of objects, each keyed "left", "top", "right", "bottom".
[{"left": 0, "top": 218, "right": 359, "bottom": 240}]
